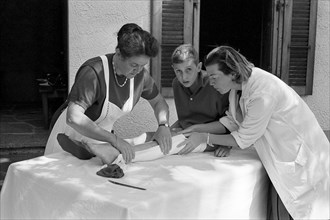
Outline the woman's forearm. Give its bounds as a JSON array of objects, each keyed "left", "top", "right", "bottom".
[
  {"left": 148, "top": 94, "right": 169, "bottom": 124},
  {"left": 66, "top": 103, "right": 117, "bottom": 145}
]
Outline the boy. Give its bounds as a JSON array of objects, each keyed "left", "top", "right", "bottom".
[{"left": 171, "top": 44, "right": 231, "bottom": 156}]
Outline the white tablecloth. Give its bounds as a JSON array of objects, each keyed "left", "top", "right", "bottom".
[{"left": 1, "top": 148, "right": 269, "bottom": 219}]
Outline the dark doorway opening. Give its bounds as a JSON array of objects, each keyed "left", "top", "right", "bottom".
[
  {"left": 199, "top": 0, "right": 272, "bottom": 70},
  {"left": 0, "top": 1, "right": 68, "bottom": 180},
  {"left": 0, "top": 0, "right": 68, "bottom": 105}
]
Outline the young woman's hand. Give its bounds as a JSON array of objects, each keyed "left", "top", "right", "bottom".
[
  {"left": 176, "top": 132, "right": 207, "bottom": 155},
  {"left": 153, "top": 126, "right": 172, "bottom": 155},
  {"left": 114, "top": 137, "right": 135, "bottom": 163},
  {"left": 214, "top": 145, "right": 232, "bottom": 157}
]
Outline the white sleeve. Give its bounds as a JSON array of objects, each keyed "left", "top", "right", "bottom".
[
  {"left": 231, "top": 94, "right": 275, "bottom": 149},
  {"left": 219, "top": 110, "right": 239, "bottom": 132}
]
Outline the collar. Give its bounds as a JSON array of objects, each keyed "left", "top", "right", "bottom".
[{"left": 241, "top": 67, "right": 256, "bottom": 99}]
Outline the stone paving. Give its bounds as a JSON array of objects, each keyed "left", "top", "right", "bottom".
[{"left": 0, "top": 104, "right": 48, "bottom": 190}]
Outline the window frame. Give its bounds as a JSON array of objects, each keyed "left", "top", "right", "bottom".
[
  {"left": 272, "top": 0, "right": 318, "bottom": 95},
  {"left": 151, "top": 0, "right": 199, "bottom": 97}
]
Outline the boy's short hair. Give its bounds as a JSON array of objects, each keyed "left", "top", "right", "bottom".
[{"left": 171, "top": 44, "right": 199, "bottom": 65}]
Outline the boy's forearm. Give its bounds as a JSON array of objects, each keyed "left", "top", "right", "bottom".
[
  {"left": 170, "top": 120, "right": 180, "bottom": 128},
  {"left": 193, "top": 121, "right": 227, "bottom": 134},
  {"left": 210, "top": 134, "right": 240, "bottom": 149}
]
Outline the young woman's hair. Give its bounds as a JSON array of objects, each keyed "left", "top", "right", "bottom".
[
  {"left": 116, "top": 23, "right": 159, "bottom": 58},
  {"left": 204, "top": 46, "right": 254, "bottom": 83},
  {"left": 171, "top": 44, "right": 199, "bottom": 65}
]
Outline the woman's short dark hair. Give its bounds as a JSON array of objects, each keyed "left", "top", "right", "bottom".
[
  {"left": 204, "top": 46, "right": 254, "bottom": 83},
  {"left": 116, "top": 23, "right": 159, "bottom": 59}
]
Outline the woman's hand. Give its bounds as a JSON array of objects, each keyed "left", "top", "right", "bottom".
[
  {"left": 152, "top": 126, "right": 172, "bottom": 155},
  {"left": 176, "top": 132, "right": 207, "bottom": 155},
  {"left": 214, "top": 145, "right": 232, "bottom": 157},
  {"left": 114, "top": 137, "right": 135, "bottom": 163}
]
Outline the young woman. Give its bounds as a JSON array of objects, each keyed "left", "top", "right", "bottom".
[
  {"left": 44, "top": 23, "right": 172, "bottom": 164},
  {"left": 180, "top": 46, "right": 329, "bottom": 219}
]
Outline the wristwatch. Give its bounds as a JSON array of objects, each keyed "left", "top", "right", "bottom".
[{"left": 159, "top": 123, "right": 169, "bottom": 128}]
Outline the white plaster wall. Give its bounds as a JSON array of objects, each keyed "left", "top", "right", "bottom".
[
  {"left": 68, "top": 0, "right": 329, "bottom": 139},
  {"left": 68, "top": 0, "right": 151, "bottom": 87},
  {"left": 302, "top": 0, "right": 330, "bottom": 131}
]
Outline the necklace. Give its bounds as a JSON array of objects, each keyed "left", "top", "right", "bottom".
[{"left": 112, "top": 58, "right": 128, "bottom": 87}]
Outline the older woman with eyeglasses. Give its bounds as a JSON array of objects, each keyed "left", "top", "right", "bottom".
[{"left": 181, "top": 46, "right": 329, "bottom": 220}]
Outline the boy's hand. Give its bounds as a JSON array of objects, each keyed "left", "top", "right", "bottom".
[{"left": 214, "top": 145, "right": 232, "bottom": 157}]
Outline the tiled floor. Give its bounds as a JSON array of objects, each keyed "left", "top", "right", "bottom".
[{"left": 0, "top": 104, "right": 49, "bottom": 190}]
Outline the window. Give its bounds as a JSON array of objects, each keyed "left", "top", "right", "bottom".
[
  {"left": 151, "top": 0, "right": 199, "bottom": 97},
  {"left": 272, "top": 0, "right": 318, "bottom": 95},
  {"left": 152, "top": 0, "right": 318, "bottom": 96}
]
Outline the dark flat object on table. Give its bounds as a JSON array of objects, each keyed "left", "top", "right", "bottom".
[
  {"left": 57, "top": 133, "right": 95, "bottom": 160},
  {"left": 97, "top": 164, "right": 124, "bottom": 178}
]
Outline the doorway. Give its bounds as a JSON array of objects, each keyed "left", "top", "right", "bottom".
[
  {"left": 199, "top": 0, "right": 272, "bottom": 71},
  {"left": 0, "top": 0, "right": 68, "bottom": 105}
]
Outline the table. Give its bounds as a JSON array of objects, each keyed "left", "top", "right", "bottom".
[{"left": 0, "top": 148, "right": 269, "bottom": 219}]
